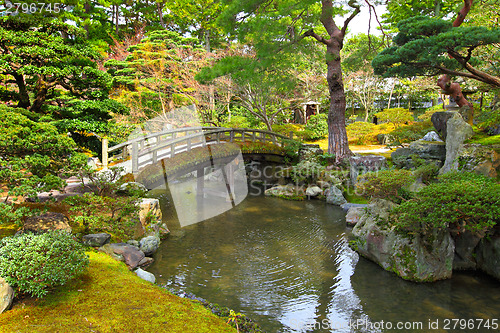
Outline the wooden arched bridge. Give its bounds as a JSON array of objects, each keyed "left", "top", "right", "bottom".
[{"left": 102, "top": 127, "right": 297, "bottom": 175}]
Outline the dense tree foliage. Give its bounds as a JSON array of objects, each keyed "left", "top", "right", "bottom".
[
  {"left": 374, "top": 0, "right": 500, "bottom": 123},
  {"left": 105, "top": 30, "right": 210, "bottom": 123},
  {"left": 197, "top": 0, "right": 383, "bottom": 163}
]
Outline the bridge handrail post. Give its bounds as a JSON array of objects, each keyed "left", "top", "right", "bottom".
[
  {"left": 102, "top": 138, "right": 109, "bottom": 169},
  {"left": 132, "top": 141, "right": 139, "bottom": 174}
]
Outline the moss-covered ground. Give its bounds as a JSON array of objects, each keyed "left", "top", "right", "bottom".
[{"left": 0, "top": 251, "right": 236, "bottom": 333}]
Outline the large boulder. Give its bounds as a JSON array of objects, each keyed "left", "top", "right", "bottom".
[
  {"left": 22, "top": 212, "right": 71, "bottom": 234},
  {"left": 324, "top": 186, "right": 347, "bottom": 206},
  {"left": 345, "top": 207, "right": 365, "bottom": 227},
  {"left": 116, "top": 182, "right": 147, "bottom": 195},
  {"left": 82, "top": 233, "right": 111, "bottom": 247},
  {"left": 350, "top": 199, "right": 455, "bottom": 282},
  {"left": 439, "top": 112, "right": 474, "bottom": 174},
  {"left": 264, "top": 184, "right": 305, "bottom": 200},
  {"left": 349, "top": 155, "right": 386, "bottom": 186},
  {"left": 391, "top": 148, "right": 413, "bottom": 168},
  {"left": 134, "top": 198, "right": 164, "bottom": 239},
  {"left": 453, "top": 231, "right": 481, "bottom": 270},
  {"left": 340, "top": 203, "right": 368, "bottom": 213},
  {"left": 305, "top": 185, "right": 322, "bottom": 197},
  {"left": 476, "top": 233, "right": 500, "bottom": 281},
  {"left": 409, "top": 141, "right": 446, "bottom": 161},
  {"left": 139, "top": 236, "right": 161, "bottom": 256},
  {"left": 138, "top": 198, "right": 163, "bottom": 226},
  {"left": 99, "top": 243, "right": 145, "bottom": 270},
  {"left": 456, "top": 144, "right": 500, "bottom": 178},
  {"left": 431, "top": 111, "right": 456, "bottom": 140},
  {"left": 0, "top": 277, "right": 14, "bottom": 314}
]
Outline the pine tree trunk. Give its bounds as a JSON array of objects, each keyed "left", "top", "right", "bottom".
[
  {"left": 326, "top": 43, "right": 351, "bottom": 163},
  {"left": 13, "top": 73, "right": 30, "bottom": 109}
]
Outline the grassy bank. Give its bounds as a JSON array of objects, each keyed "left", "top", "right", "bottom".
[{"left": 0, "top": 251, "right": 236, "bottom": 333}]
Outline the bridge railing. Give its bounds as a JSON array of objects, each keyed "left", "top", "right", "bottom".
[{"left": 103, "top": 127, "right": 295, "bottom": 173}]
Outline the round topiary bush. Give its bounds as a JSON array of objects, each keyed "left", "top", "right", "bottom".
[{"left": 0, "top": 231, "right": 89, "bottom": 298}]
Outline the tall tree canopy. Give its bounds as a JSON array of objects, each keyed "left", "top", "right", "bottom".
[
  {"left": 197, "top": 0, "right": 380, "bottom": 163},
  {"left": 373, "top": 0, "right": 500, "bottom": 122}
]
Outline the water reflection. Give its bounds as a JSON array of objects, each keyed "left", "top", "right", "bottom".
[{"left": 148, "top": 193, "right": 500, "bottom": 333}]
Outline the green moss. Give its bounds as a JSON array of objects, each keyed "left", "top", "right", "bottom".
[
  {"left": 0, "top": 252, "right": 235, "bottom": 333},
  {"left": 395, "top": 245, "right": 418, "bottom": 277},
  {"left": 0, "top": 223, "right": 18, "bottom": 238},
  {"left": 344, "top": 190, "right": 369, "bottom": 204},
  {"left": 467, "top": 134, "right": 500, "bottom": 145}
]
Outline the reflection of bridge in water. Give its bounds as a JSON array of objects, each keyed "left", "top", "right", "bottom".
[{"left": 101, "top": 127, "right": 299, "bottom": 226}]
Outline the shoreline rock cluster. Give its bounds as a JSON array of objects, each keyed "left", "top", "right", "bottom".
[{"left": 347, "top": 199, "right": 499, "bottom": 282}]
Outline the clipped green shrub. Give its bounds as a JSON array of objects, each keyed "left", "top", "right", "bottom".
[
  {"left": 418, "top": 104, "right": 444, "bottom": 121},
  {"left": 357, "top": 169, "right": 416, "bottom": 203},
  {"left": 0, "top": 231, "right": 89, "bottom": 298},
  {"left": 304, "top": 113, "right": 328, "bottom": 140},
  {"left": 272, "top": 123, "right": 304, "bottom": 139},
  {"left": 221, "top": 115, "right": 254, "bottom": 129},
  {"left": 346, "top": 121, "right": 377, "bottom": 145},
  {"left": 392, "top": 172, "right": 500, "bottom": 238},
  {"left": 375, "top": 108, "right": 413, "bottom": 127},
  {"left": 387, "top": 120, "right": 434, "bottom": 147}
]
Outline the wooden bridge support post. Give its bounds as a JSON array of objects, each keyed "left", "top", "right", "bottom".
[
  {"left": 102, "top": 138, "right": 109, "bottom": 169},
  {"left": 196, "top": 166, "right": 205, "bottom": 197}
]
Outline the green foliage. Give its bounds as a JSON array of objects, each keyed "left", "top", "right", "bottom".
[
  {"left": 467, "top": 134, "right": 500, "bottom": 146},
  {"left": 392, "top": 172, "right": 500, "bottom": 238},
  {"left": 318, "top": 153, "right": 336, "bottom": 166},
  {"left": 280, "top": 139, "right": 302, "bottom": 164},
  {"left": 476, "top": 104, "right": 500, "bottom": 133},
  {"left": 221, "top": 115, "right": 254, "bottom": 129},
  {"left": 342, "top": 34, "right": 387, "bottom": 73},
  {"left": 375, "top": 108, "right": 414, "bottom": 127},
  {"left": 357, "top": 169, "right": 416, "bottom": 203},
  {"left": 105, "top": 30, "right": 207, "bottom": 116},
  {"left": 290, "top": 160, "right": 324, "bottom": 184},
  {"left": 304, "top": 113, "right": 328, "bottom": 140},
  {"left": 413, "top": 163, "right": 440, "bottom": 184},
  {"left": 387, "top": 120, "right": 434, "bottom": 147},
  {"left": 373, "top": 15, "right": 500, "bottom": 83},
  {"left": 418, "top": 104, "right": 444, "bottom": 121},
  {"left": 0, "top": 203, "right": 42, "bottom": 227},
  {"left": 0, "top": 231, "right": 89, "bottom": 298},
  {"left": 63, "top": 193, "right": 140, "bottom": 240},
  {"left": 78, "top": 167, "right": 125, "bottom": 197},
  {"left": 346, "top": 122, "right": 377, "bottom": 145},
  {"left": 0, "top": 106, "right": 86, "bottom": 199},
  {"left": 0, "top": 17, "right": 113, "bottom": 113},
  {"left": 272, "top": 123, "right": 304, "bottom": 139}
]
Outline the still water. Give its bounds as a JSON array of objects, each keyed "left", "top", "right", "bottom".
[{"left": 148, "top": 191, "right": 500, "bottom": 333}]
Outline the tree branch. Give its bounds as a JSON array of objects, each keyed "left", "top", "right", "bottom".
[
  {"left": 341, "top": 0, "right": 361, "bottom": 37},
  {"left": 321, "top": 0, "right": 339, "bottom": 36},
  {"left": 453, "top": 0, "right": 473, "bottom": 27},
  {"left": 303, "top": 29, "right": 329, "bottom": 45}
]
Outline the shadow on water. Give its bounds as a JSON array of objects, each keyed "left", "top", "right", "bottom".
[{"left": 148, "top": 186, "right": 500, "bottom": 333}]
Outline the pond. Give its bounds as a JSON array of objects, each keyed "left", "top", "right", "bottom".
[{"left": 148, "top": 189, "right": 500, "bottom": 333}]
